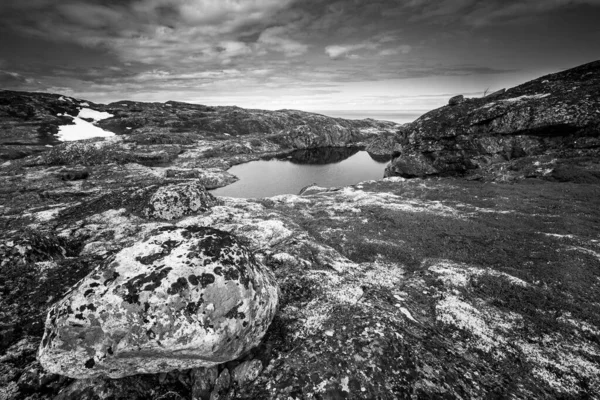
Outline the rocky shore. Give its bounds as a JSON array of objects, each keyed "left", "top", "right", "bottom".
[{"left": 1, "top": 61, "right": 599, "bottom": 399}]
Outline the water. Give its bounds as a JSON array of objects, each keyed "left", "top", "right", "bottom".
[{"left": 210, "top": 148, "right": 390, "bottom": 198}]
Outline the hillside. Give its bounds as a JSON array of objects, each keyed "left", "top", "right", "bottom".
[
  {"left": 383, "top": 60, "right": 600, "bottom": 183},
  {"left": 0, "top": 90, "right": 400, "bottom": 162}
]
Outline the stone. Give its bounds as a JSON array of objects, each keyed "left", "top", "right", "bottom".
[
  {"left": 192, "top": 366, "right": 219, "bottom": 400},
  {"left": 37, "top": 226, "right": 279, "bottom": 379},
  {"left": 385, "top": 153, "right": 440, "bottom": 178},
  {"left": 210, "top": 369, "right": 231, "bottom": 399},
  {"left": 144, "top": 181, "right": 220, "bottom": 220},
  {"left": 232, "top": 359, "right": 263, "bottom": 385},
  {"left": 448, "top": 95, "right": 465, "bottom": 106}
]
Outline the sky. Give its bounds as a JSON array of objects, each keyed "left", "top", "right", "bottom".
[{"left": 0, "top": 0, "right": 599, "bottom": 116}]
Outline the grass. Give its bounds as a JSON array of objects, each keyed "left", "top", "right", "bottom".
[{"left": 275, "top": 179, "right": 600, "bottom": 320}]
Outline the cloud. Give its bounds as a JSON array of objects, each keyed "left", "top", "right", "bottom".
[
  {"left": 0, "top": 0, "right": 297, "bottom": 65},
  {"left": 257, "top": 26, "right": 309, "bottom": 57},
  {"left": 379, "top": 45, "right": 412, "bottom": 56},
  {"left": 0, "top": 70, "right": 39, "bottom": 89},
  {"left": 398, "top": 0, "right": 600, "bottom": 26},
  {"left": 0, "top": 0, "right": 596, "bottom": 110},
  {"left": 325, "top": 39, "right": 411, "bottom": 59},
  {"left": 325, "top": 42, "right": 379, "bottom": 59}
]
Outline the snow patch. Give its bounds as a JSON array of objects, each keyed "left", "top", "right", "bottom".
[
  {"left": 77, "top": 107, "right": 113, "bottom": 122},
  {"left": 56, "top": 117, "right": 115, "bottom": 141},
  {"left": 56, "top": 108, "right": 115, "bottom": 141}
]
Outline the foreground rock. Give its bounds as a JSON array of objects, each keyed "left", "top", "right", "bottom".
[
  {"left": 37, "top": 226, "right": 278, "bottom": 379},
  {"left": 385, "top": 60, "right": 600, "bottom": 180}
]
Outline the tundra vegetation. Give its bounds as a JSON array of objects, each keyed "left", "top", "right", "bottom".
[{"left": 0, "top": 61, "right": 599, "bottom": 399}]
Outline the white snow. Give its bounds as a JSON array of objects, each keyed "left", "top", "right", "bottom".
[
  {"left": 57, "top": 117, "right": 115, "bottom": 141},
  {"left": 77, "top": 107, "right": 113, "bottom": 122},
  {"left": 56, "top": 108, "right": 115, "bottom": 141}
]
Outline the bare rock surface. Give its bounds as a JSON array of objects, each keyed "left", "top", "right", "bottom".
[
  {"left": 385, "top": 60, "right": 600, "bottom": 181},
  {"left": 37, "top": 226, "right": 278, "bottom": 379}
]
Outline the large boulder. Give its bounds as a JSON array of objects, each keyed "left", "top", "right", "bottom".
[
  {"left": 143, "top": 181, "right": 220, "bottom": 220},
  {"left": 385, "top": 60, "right": 600, "bottom": 179},
  {"left": 37, "top": 226, "right": 279, "bottom": 379},
  {"left": 448, "top": 94, "right": 465, "bottom": 106}
]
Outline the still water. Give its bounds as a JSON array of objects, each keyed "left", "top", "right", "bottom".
[{"left": 210, "top": 147, "right": 390, "bottom": 198}]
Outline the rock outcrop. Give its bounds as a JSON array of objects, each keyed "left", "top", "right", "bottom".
[
  {"left": 385, "top": 60, "right": 600, "bottom": 179},
  {"left": 37, "top": 226, "right": 279, "bottom": 379}
]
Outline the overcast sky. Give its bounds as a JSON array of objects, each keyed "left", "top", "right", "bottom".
[{"left": 0, "top": 0, "right": 599, "bottom": 113}]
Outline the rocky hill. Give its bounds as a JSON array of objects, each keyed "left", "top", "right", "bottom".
[
  {"left": 0, "top": 90, "right": 400, "bottom": 162},
  {"left": 383, "top": 60, "right": 600, "bottom": 183},
  {"left": 0, "top": 62, "right": 599, "bottom": 400}
]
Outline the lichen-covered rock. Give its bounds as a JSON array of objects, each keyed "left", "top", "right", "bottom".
[
  {"left": 37, "top": 226, "right": 279, "bottom": 379},
  {"left": 144, "top": 181, "right": 220, "bottom": 220},
  {"left": 385, "top": 60, "right": 600, "bottom": 179}
]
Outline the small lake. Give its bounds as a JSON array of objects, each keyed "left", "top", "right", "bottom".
[{"left": 210, "top": 147, "right": 390, "bottom": 198}]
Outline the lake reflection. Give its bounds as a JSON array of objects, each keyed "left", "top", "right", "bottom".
[{"left": 210, "top": 148, "right": 390, "bottom": 198}]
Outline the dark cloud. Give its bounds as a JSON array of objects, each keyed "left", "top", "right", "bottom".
[
  {"left": 0, "top": 0, "right": 598, "bottom": 109},
  {"left": 395, "top": 0, "right": 600, "bottom": 25}
]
